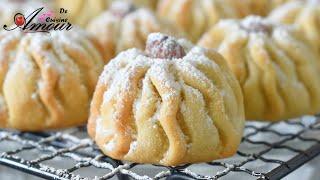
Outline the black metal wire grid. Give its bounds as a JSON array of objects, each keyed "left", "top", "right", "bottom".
[{"left": 0, "top": 115, "right": 319, "bottom": 180}]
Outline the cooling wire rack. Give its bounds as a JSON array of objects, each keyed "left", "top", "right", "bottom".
[{"left": 0, "top": 114, "right": 319, "bottom": 180}]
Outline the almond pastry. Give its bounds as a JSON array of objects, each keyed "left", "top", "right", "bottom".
[
  {"left": 0, "top": 28, "right": 105, "bottom": 131},
  {"left": 87, "top": 1, "right": 184, "bottom": 61},
  {"left": 88, "top": 33, "right": 245, "bottom": 166},
  {"left": 199, "top": 16, "right": 320, "bottom": 121}
]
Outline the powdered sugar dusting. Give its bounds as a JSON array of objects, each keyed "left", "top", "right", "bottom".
[
  {"left": 127, "top": 141, "right": 138, "bottom": 154},
  {"left": 147, "top": 33, "right": 167, "bottom": 44},
  {"left": 31, "top": 92, "right": 37, "bottom": 100},
  {"left": 109, "top": 1, "right": 136, "bottom": 17},
  {"left": 96, "top": 116, "right": 114, "bottom": 138},
  {"left": 15, "top": 50, "right": 34, "bottom": 74},
  {"left": 149, "top": 100, "right": 161, "bottom": 124},
  {"left": 99, "top": 33, "right": 215, "bottom": 107},
  {"left": 104, "top": 138, "right": 116, "bottom": 152}
]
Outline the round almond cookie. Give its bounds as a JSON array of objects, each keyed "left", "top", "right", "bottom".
[
  {"left": 198, "top": 16, "right": 320, "bottom": 121},
  {"left": 0, "top": 28, "right": 105, "bottom": 131},
  {"left": 269, "top": 0, "right": 320, "bottom": 55},
  {"left": 88, "top": 33, "right": 245, "bottom": 166},
  {"left": 87, "top": 1, "right": 185, "bottom": 62}
]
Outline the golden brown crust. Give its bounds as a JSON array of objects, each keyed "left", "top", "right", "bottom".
[
  {"left": 0, "top": 28, "right": 105, "bottom": 131},
  {"left": 88, "top": 33, "right": 245, "bottom": 165},
  {"left": 198, "top": 16, "right": 320, "bottom": 121}
]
